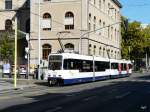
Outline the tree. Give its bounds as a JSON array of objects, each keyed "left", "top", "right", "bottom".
[
  {"left": 121, "top": 21, "right": 148, "bottom": 60},
  {"left": 0, "top": 33, "right": 14, "bottom": 63}
]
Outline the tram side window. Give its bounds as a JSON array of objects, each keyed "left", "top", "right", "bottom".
[
  {"left": 63, "top": 59, "right": 80, "bottom": 70},
  {"left": 82, "top": 60, "right": 93, "bottom": 72},
  {"left": 111, "top": 63, "right": 118, "bottom": 69},
  {"left": 95, "top": 61, "right": 109, "bottom": 71},
  {"left": 121, "top": 63, "right": 126, "bottom": 70}
]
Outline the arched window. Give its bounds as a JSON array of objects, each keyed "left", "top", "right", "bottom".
[
  {"left": 93, "top": 45, "right": 96, "bottom": 55},
  {"left": 65, "top": 12, "right": 74, "bottom": 30},
  {"left": 64, "top": 43, "right": 74, "bottom": 50},
  {"left": 99, "top": 20, "right": 101, "bottom": 35},
  {"left": 5, "top": 19, "right": 12, "bottom": 30},
  {"left": 99, "top": 47, "right": 101, "bottom": 56},
  {"left": 89, "top": 13, "right": 91, "bottom": 30},
  {"left": 111, "top": 50, "right": 113, "bottom": 58},
  {"left": 42, "top": 13, "right": 51, "bottom": 30},
  {"left": 103, "top": 48, "right": 105, "bottom": 57},
  {"left": 42, "top": 44, "right": 51, "bottom": 60},
  {"left": 93, "top": 16, "right": 96, "bottom": 31}
]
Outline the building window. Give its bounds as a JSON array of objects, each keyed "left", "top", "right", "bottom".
[
  {"left": 115, "top": 29, "right": 117, "bottom": 41},
  {"left": 111, "top": 50, "right": 113, "bottom": 58},
  {"left": 115, "top": 51, "right": 117, "bottom": 59},
  {"left": 89, "top": 23, "right": 91, "bottom": 31},
  {"left": 64, "top": 43, "right": 74, "bottom": 50},
  {"left": 103, "top": 0, "right": 105, "bottom": 13},
  {"left": 108, "top": 3, "right": 110, "bottom": 15},
  {"left": 103, "top": 22, "right": 105, "bottom": 36},
  {"left": 103, "top": 48, "right": 105, "bottom": 57},
  {"left": 99, "top": 0, "right": 101, "bottom": 9},
  {"left": 99, "top": 20, "right": 101, "bottom": 35},
  {"left": 93, "top": 45, "right": 96, "bottom": 55},
  {"left": 107, "top": 49, "right": 110, "bottom": 58},
  {"left": 93, "top": 16, "right": 96, "bottom": 31},
  {"left": 99, "top": 47, "right": 101, "bottom": 56},
  {"left": 65, "top": 12, "right": 74, "bottom": 30},
  {"left": 89, "top": 13, "right": 91, "bottom": 31},
  {"left": 5, "top": 0, "right": 12, "bottom": 10},
  {"left": 111, "top": 27, "right": 113, "bottom": 39},
  {"left": 42, "top": 13, "right": 51, "bottom": 30},
  {"left": 5, "top": 19, "right": 12, "bottom": 30},
  {"left": 89, "top": 44, "right": 92, "bottom": 55},
  {"left": 42, "top": 44, "right": 51, "bottom": 60}
]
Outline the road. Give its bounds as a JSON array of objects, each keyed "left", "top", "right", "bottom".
[{"left": 0, "top": 72, "right": 150, "bottom": 112}]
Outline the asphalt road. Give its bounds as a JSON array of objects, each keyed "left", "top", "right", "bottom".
[{"left": 0, "top": 72, "right": 150, "bottom": 112}]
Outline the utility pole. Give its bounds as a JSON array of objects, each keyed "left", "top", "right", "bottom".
[
  {"left": 38, "top": 0, "right": 41, "bottom": 80},
  {"left": 14, "top": 14, "right": 17, "bottom": 88}
]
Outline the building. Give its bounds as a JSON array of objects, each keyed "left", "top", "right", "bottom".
[
  {"left": 0, "top": 0, "right": 122, "bottom": 66},
  {"left": 0, "top": 0, "right": 30, "bottom": 63},
  {"left": 30, "top": 0, "right": 122, "bottom": 65}
]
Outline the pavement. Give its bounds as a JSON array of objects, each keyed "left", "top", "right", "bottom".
[
  {"left": 0, "top": 76, "right": 47, "bottom": 92},
  {"left": 0, "top": 68, "right": 45, "bottom": 91},
  {"left": 0, "top": 72, "right": 150, "bottom": 112},
  {"left": 0, "top": 71, "right": 145, "bottom": 92}
]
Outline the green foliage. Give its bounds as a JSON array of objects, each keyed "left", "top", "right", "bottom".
[
  {"left": 0, "top": 33, "right": 14, "bottom": 63},
  {"left": 121, "top": 19, "right": 150, "bottom": 60}
]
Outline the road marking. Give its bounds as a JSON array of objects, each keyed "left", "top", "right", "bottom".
[
  {"left": 45, "top": 106, "right": 62, "bottom": 112},
  {"left": 115, "top": 92, "right": 131, "bottom": 99},
  {"left": 140, "top": 105, "right": 147, "bottom": 110},
  {"left": 83, "top": 96, "right": 97, "bottom": 101}
]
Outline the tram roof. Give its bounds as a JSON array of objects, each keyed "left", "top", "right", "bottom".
[{"left": 49, "top": 53, "right": 109, "bottom": 61}]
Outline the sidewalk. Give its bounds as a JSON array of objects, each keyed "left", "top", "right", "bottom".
[{"left": 0, "top": 78, "right": 46, "bottom": 92}]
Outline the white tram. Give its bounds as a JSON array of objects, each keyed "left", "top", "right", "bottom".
[{"left": 44, "top": 53, "right": 132, "bottom": 85}]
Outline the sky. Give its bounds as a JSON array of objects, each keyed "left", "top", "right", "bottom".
[{"left": 120, "top": 0, "right": 150, "bottom": 24}]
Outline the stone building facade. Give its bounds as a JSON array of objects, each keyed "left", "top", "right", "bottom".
[
  {"left": 30, "top": 0, "right": 122, "bottom": 65},
  {"left": 0, "top": 0, "right": 122, "bottom": 65}
]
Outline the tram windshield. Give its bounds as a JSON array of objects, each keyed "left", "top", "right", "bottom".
[{"left": 48, "top": 55, "right": 62, "bottom": 70}]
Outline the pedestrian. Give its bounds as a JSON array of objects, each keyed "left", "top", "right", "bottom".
[
  {"left": 34, "top": 65, "right": 39, "bottom": 80},
  {"left": 2, "top": 60, "right": 11, "bottom": 78}
]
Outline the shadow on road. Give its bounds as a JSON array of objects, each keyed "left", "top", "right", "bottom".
[{"left": 1, "top": 78, "right": 150, "bottom": 112}]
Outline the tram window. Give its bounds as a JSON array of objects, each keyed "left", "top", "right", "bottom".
[
  {"left": 121, "top": 63, "right": 126, "bottom": 70},
  {"left": 111, "top": 63, "right": 118, "bottom": 69},
  {"left": 63, "top": 59, "right": 82, "bottom": 70},
  {"left": 48, "top": 55, "right": 62, "bottom": 70},
  {"left": 95, "top": 61, "right": 109, "bottom": 71},
  {"left": 63, "top": 59, "right": 93, "bottom": 72},
  {"left": 82, "top": 60, "right": 93, "bottom": 72}
]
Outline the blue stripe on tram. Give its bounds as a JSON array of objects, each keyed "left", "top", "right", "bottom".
[{"left": 63, "top": 75, "right": 110, "bottom": 84}]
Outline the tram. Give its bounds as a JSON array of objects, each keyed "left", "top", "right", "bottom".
[{"left": 44, "top": 53, "right": 132, "bottom": 86}]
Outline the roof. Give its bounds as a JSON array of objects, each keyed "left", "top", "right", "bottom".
[{"left": 112, "top": 0, "right": 122, "bottom": 8}]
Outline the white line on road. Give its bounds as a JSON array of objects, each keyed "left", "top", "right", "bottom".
[{"left": 115, "top": 92, "right": 131, "bottom": 99}]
